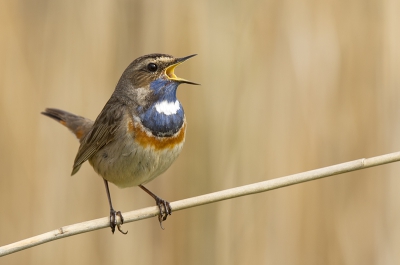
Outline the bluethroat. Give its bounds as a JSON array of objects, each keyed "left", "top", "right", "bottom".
[{"left": 42, "top": 54, "right": 198, "bottom": 234}]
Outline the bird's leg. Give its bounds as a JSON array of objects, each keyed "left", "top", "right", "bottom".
[
  {"left": 139, "top": 185, "right": 172, "bottom": 229},
  {"left": 104, "top": 179, "right": 127, "bottom": 234}
]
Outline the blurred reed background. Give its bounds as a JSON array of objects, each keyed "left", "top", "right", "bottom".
[{"left": 1, "top": 0, "right": 400, "bottom": 264}]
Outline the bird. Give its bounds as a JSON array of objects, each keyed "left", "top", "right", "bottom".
[{"left": 41, "top": 53, "right": 198, "bottom": 234}]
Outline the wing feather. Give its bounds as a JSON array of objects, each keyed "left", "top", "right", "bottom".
[{"left": 71, "top": 97, "right": 126, "bottom": 175}]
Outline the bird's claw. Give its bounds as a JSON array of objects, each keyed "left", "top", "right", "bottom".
[
  {"left": 155, "top": 198, "right": 172, "bottom": 229},
  {"left": 110, "top": 209, "right": 128, "bottom": 235}
]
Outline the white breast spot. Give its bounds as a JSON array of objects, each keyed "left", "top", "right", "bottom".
[{"left": 155, "top": 100, "right": 180, "bottom": 115}]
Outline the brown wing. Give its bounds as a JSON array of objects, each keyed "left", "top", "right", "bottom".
[{"left": 71, "top": 97, "right": 127, "bottom": 175}]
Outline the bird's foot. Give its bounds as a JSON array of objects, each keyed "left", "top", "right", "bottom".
[
  {"left": 110, "top": 209, "right": 128, "bottom": 235},
  {"left": 155, "top": 197, "right": 172, "bottom": 230},
  {"left": 138, "top": 185, "right": 172, "bottom": 229}
]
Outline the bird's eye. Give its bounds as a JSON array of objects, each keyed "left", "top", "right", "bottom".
[{"left": 147, "top": 63, "right": 158, "bottom": 72}]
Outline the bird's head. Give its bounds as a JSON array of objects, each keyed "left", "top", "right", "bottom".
[{"left": 116, "top": 54, "right": 198, "bottom": 107}]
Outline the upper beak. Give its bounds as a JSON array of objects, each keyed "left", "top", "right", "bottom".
[{"left": 165, "top": 54, "right": 199, "bottom": 85}]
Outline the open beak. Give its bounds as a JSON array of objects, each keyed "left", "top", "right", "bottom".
[{"left": 165, "top": 54, "right": 199, "bottom": 85}]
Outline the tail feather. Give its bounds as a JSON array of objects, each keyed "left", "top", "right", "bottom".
[
  {"left": 41, "top": 109, "right": 65, "bottom": 123},
  {"left": 41, "top": 108, "right": 94, "bottom": 142}
]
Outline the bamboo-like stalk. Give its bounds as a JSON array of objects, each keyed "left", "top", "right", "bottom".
[{"left": 1, "top": 151, "right": 400, "bottom": 257}]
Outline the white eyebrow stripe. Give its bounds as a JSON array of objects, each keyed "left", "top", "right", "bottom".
[{"left": 155, "top": 100, "right": 180, "bottom": 115}]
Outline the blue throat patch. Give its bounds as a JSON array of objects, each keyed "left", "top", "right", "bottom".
[{"left": 139, "top": 79, "right": 184, "bottom": 137}]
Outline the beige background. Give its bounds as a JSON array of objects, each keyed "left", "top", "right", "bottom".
[{"left": 1, "top": 0, "right": 400, "bottom": 264}]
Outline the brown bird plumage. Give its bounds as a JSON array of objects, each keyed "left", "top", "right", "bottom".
[{"left": 42, "top": 53, "right": 198, "bottom": 234}]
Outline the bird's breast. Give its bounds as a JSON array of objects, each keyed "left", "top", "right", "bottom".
[
  {"left": 128, "top": 117, "right": 186, "bottom": 150},
  {"left": 139, "top": 100, "right": 184, "bottom": 137}
]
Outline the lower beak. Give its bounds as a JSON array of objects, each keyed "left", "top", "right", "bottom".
[{"left": 165, "top": 54, "right": 199, "bottom": 85}]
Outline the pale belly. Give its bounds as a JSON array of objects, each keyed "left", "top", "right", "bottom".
[{"left": 89, "top": 120, "right": 186, "bottom": 188}]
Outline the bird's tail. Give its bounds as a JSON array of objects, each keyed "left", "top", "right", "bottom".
[{"left": 41, "top": 108, "right": 94, "bottom": 142}]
